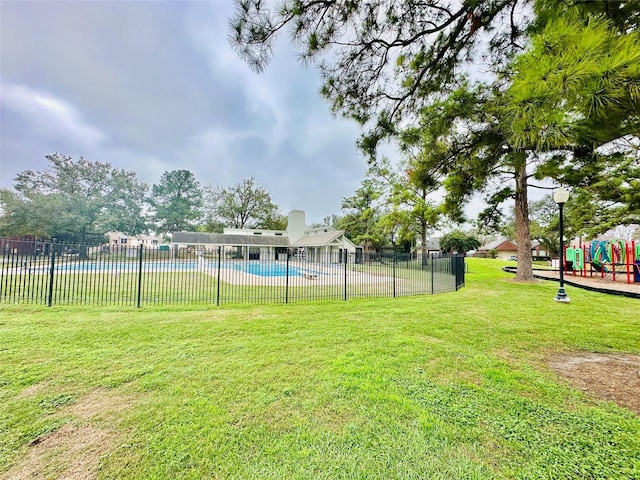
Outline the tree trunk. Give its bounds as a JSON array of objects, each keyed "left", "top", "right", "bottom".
[
  {"left": 420, "top": 219, "right": 428, "bottom": 262},
  {"left": 79, "top": 224, "right": 88, "bottom": 259},
  {"left": 514, "top": 161, "right": 534, "bottom": 281}
]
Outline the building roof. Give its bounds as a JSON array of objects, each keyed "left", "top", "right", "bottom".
[
  {"left": 479, "top": 238, "right": 517, "bottom": 251},
  {"left": 172, "top": 231, "right": 290, "bottom": 247},
  {"left": 423, "top": 237, "right": 440, "bottom": 251},
  {"left": 292, "top": 231, "right": 345, "bottom": 247}
]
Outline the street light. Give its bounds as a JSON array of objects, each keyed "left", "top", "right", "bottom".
[{"left": 553, "top": 187, "right": 570, "bottom": 303}]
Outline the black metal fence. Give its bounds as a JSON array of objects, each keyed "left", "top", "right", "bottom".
[{"left": 0, "top": 239, "right": 465, "bottom": 307}]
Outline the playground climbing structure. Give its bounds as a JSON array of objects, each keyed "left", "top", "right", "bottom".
[{"left": 565, "top": 240, "right": 640, "bottom": 285}]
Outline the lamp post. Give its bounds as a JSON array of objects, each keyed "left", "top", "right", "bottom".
[{"left": 553, "top": 188, "right": 570, "bottom": 303}]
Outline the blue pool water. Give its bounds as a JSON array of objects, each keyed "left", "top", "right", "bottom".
[
  {"left": 52, "top": 260, "right": 322, "bottom": 277},
  {"left": 221, "top": 262, "right": 321, "bottom": 277}
]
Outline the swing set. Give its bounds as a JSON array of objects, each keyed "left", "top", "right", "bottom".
[{"left": 565, "top": 240, "right": 640, "bottom": 284}]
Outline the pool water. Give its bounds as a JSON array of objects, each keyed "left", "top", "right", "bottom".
[
  {"left": 221, "top": 262, "right": 321, "bottom": 277},
  {"left": 52, "top": 260, "right": 322, "bottom": 277}
]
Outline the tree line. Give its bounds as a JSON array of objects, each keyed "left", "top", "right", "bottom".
[
  {"left": 1, "top": 152, "right": 626, "bottom": 260},
  {"left": 0, "top": 153, "right": 476, "bottom": 253},
  {"left": 0, "top": 153, "right": 284, "bottom": 244},
  {"left": 0, "top": 152, "right": 488, "bottom": 256}
]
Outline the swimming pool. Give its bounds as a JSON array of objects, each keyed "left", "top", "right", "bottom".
[
  {"left": 50, "top": 260, "right": 322, "bottom": 277},
  {"left": 221, "top": 262, "right": 322, "bottom": 277}
]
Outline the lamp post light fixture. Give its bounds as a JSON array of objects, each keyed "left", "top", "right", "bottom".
[{"left": 553, "top": 187, "right": 570, "bottom": 303}]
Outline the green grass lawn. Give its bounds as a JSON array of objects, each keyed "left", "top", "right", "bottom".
[{"left": 1, "top": 258, "right": 639, "bottom": 479}]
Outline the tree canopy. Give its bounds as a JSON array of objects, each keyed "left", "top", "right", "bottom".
[
  {"left": 0, "top": 154, "right": 148, "bottom": 247},
  {"left": 204, "top": 177, "right": 281, "bottom": 229},
  {"left": 402, "top": 4, "right": 639, "bottom": 277},
  {"left": 150, "top": 170, "right": 203, "bottom": 235},
  {"left": 339, "top": 179, "right": 386, "bottom": 252},
  {"left": 439, "top": 230, "right": 481, "bottom": 255}
]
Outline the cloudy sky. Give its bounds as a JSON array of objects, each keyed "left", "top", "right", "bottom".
[{"left": 1, "top": 0, "right": 373, "bottom": 225}]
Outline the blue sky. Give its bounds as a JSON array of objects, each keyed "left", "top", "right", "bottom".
[{"left": 0, "top": 0, "right": 369, "bottom": 224}]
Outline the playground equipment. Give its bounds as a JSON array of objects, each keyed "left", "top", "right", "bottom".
[{"left": 565, "top": 240, "right": 640, "bottom": 284}]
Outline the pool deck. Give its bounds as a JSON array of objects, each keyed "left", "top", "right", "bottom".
[
  {"left": 202, "top": 261, "right": 397, "bottom": 286},
  {"left": 5, "top": 260, "right": 431, "bottom": 289}
]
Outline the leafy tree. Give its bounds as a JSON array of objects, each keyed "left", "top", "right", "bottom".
[
  {"left": 504, "top": 5, "right": 640, "bottom": 236},
  {"left": 149, "top": 170, "right": 203, "bottom": 235},
  {"left": 0, "top": 189, "right": 59, "bottom": 239},
  {"left": 401, "top": 2, "right": 639, "bottom": 280},
  {"left": 198, "top": 219, "right": 226, "bottom": 234},
  {"left": 205, "top": 178, "right": 280, "bottom": 229},
  {"left": 440, "top": 230, "right": 481, "bottom": 255},
  {"left": 0, "top": 154, "right": 148, "bottom": 252},
  {"left": 260, "top": 212, "right": 288, "bottom": 230},
  {"left": 377, "top": 209, "right": 411, "bottom": 252},
  {"left": 230, "top": 0, "right": 525, "bottom": 266},
  {"left": 395, "top": 157, "right": 443, "bottom": 258},
  {"left": 500, "top": 195, "right": 566, "bottom": 257},
  {"left": 339, "top": 179, "right": 386, "bottom": 252},
  {"left": 368, "top": 155, "right": 443, "bottom": 258}
]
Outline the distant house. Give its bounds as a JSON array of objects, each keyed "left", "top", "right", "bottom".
[
  {"left": 106, "top": 232, "right": 166, "bottom": 252},
  {"left": 171, "top": 210, "right": 362, "bottom": 263},
  {"left": 413, "top": 237, "right": 441, "bottom": 258},
  {"left": 477, "top": 238, "right": 551, "bottom": 260},
  {"left": 531, "top": 240, "right": 550, "bottom": 259},
  {"left": 477, "top": 238, "right": 518, "bottom": 260}
]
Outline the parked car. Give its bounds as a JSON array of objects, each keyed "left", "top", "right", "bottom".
[{"left": 509, "top": 255, "right": 518, "bottom": 261}]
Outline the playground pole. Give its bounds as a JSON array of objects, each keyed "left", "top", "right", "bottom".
[
  {"left": 554, "top": 188, "right": 570, "bottom": 303},
  {"left": 626, "top": 243, "right": 631, "bottom": 285}
]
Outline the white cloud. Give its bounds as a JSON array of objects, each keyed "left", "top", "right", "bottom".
[{"left": 1, "top": 84, "right": 106, "bottom": 147}]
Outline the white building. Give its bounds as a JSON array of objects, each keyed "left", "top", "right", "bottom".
[
  {"left": 106, "top": 232, "right": 166, "bottom": 250},
  {"left": 171, "top": 210, "right": 362, "bottom": 263}
]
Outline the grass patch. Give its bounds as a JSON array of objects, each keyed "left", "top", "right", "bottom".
[{"left": 1, "top": 258, "right": 639, "bottom": 478}]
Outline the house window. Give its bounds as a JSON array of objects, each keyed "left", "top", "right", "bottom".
[
  {"left": 120, "top": 238, "right": 127, "bottom": 244},
  {"left": 152, "top": 240, "right": 158, "bottom": 245}
]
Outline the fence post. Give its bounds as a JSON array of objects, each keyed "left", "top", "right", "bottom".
[
  {"left": 393, "top": 251, "right": 397, "bottom": 298},
  {"left": 47, "top": 239, "right": 56, "bottom": 307},
  {"left": 343, "top": 251, "right": 348, "bottom": 301},
  {"left": 136, "top": 244, "right": 144, "bottom": 308},
  {"left": 285, "top": 249, "right": 290, "bottom": 304},
  {"left": 216, "top": 246, "right": 221, "bottom": 306},
  {"left": 431, "top": 254, "right": 435, "bottom": 295}
]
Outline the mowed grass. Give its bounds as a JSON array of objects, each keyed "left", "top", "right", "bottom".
[{"left": 1, "top": 258, "right": 639, "bottom": 479}]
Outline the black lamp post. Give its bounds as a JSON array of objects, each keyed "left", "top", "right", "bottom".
[{"left": 554, "top": 188, "right": 570, "bottom": 303}]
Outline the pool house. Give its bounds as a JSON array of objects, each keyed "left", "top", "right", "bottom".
[{"left": 171, "top": 210, "right": 362, "bottom": 263}]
